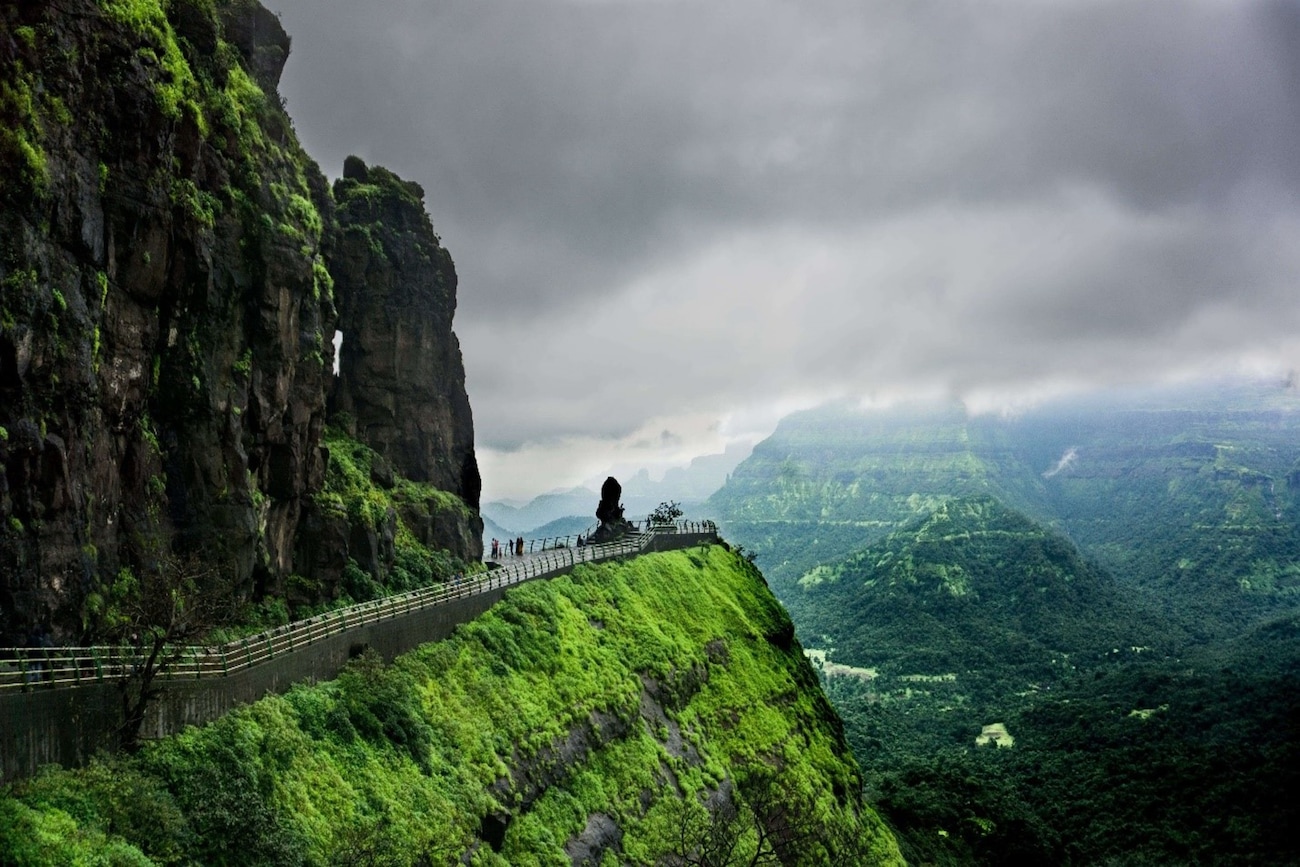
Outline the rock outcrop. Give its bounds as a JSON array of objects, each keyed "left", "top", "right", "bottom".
[
  {"left": 328, "top": 158, "right": 480, "bottom": 509},
  {"left": 0, "top": 1, "right": 480, "bottom": 645},
  {"left": 590, "top": 475, "right": 633, "bottom": 543}
]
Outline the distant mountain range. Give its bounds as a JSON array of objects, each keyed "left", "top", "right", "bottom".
[
  {"left": 710, "top": 377, "right": 1300, "bottom": 631},
  {"left": 482, "top": 441, "right": 753, "bottom": 538},
  {"left": 482, "top": 489, "right": 598, "bottom": 537}
]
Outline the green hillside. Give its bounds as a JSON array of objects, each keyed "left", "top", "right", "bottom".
[
  {"left": 710, "top": 381, "right": 1300, "bottom": 632},
  {"left": 708, "top": 383, "right": 1300, "bottom": 865},
  {"left": 788, "top": 496, "right": 1176, "bottom": 787},
  {"left": 0, "top": 547, "right": 901, "bottom": 866},
  {"left": 789, "top": 499, "right": 1297, "bottom": 865},
  {"left": 790, "top": 496, "right": 1176, "bottom": 674},
  {"left": 708, "top": 401, "right": 1056, "bottom": 604}
]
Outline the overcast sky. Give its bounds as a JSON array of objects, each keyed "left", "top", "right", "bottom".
[{"left": 272, "top": 0, "right": 1300, "bottom": 504}]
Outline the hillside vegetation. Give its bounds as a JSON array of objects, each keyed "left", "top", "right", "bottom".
[
  {"left": 711, "top": 382, "right": 1300, "bottom": 632},
  {"left": 790, "top": 496, "right": 1178, "bottom": 673},
  {"left": 0, "top": 547, "right": 901, "bottom": 866},
  {"left": 788, "top": 498, "right": 1300, "bottom": 863},
  {"left": 709, "top": 382, "right": 1300, "bottom": 864}
]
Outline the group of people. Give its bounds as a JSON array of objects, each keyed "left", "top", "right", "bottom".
[{"left": 490, "top": 537, "right": 525, "bottom": 559}]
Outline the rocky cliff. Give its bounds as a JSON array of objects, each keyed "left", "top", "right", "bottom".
[
  {"left": 0, "top": 0, "right": 480, "bottom": 645},
  {"left": 330, "top": 157, "right": 479, "bottom": 506}
]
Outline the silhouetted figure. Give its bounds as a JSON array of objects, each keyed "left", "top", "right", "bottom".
[
  {"left": 24, "top": 625, "right": 51, "bottom": 683},
  {"left": 591, "top": 476, "right": 634, "bottom": 543}
]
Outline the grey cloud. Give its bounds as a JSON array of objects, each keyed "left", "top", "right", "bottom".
[
  {"left": 273, "top": 0, "right": 1300, "bottom": 457},
  {"left": 282, "top": 1, "right": 1297, "bottom": 267}
]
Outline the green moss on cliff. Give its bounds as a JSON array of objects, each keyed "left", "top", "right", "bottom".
[
  {"left": 316, "top": 427, "right": 474, "bottom": 600},
  {"left": 0, "top": 42, "right": 50, "bottom": 201},
  {"left": 320, "top": 427, "right": 472, "bottom": 526},
  {"left": 0, "top": 547, "right": 902, "bottom": 865},
  {"left": 99, "top": 0, "right": 208, "bottom": 134}
]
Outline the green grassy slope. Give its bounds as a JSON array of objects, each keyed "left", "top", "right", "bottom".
[
  {"left": 790, "top": 496, "right": 1177, "bottom": 672},
  {"left": 0, "top": 546, "right": 902, "bottom": 866}
]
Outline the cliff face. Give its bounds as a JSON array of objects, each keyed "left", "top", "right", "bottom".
[
  {"left": 330, "top": 158, "right": 480, "bottom": 509},
  {"left": 0, "top": 547, "right": 904, "bottom": 865},
  {"left": 0, "top": 0, "right": 479, "bottom": 644}
]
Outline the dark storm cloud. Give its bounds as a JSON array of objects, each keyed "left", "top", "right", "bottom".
[{"left": 272, "top": 0, "right": 1300, "bottom": 482}]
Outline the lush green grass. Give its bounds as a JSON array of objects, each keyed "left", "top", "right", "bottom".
[{"left": 0, "top": 546, "right": 901, "bottom": 865}]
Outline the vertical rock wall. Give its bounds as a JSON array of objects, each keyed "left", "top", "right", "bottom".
[
  {"left": 329, "top": 158, "right": 481, "bottom": 510},
  {"left": 0, "top": 1, "right": 480, "bottom": 644}
]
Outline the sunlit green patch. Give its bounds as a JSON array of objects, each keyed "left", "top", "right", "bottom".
[{"left": 974, "top": 722, "right": 1013, "bottom": 748}]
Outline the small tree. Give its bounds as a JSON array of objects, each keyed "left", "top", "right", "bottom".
[
  {"left": 665, "top": 785, "right": 754, "bottom": 867},
  {"left": 650, "top": 500, "right": 685, "bottom": 525},
  {"left": 664, "top": 767, "right": 827, "bottom": 866},
  {"left": 88, "top": 554, "right": 238, "bottom": 750}
]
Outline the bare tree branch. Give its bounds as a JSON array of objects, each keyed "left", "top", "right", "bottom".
[{"left": 88, "top": 553, "right": 239, "bottom": 750}]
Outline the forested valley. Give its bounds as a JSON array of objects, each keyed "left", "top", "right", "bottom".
[{"left": 709, "top": 380, "right": 1300, "bottom": 865}]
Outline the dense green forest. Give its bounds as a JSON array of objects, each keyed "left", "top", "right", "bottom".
[
  {"left": 0, "top": 547, "right": 901, "bottom": 866},
  {"left": 709, "top": 381, "right": 1300, "bottom": 864}
]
